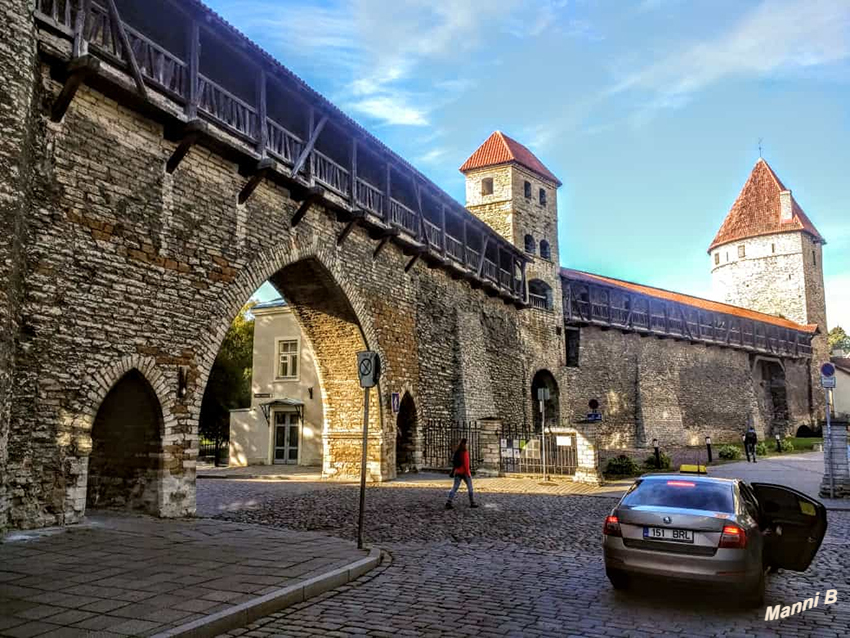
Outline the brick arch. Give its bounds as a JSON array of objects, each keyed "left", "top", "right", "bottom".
[{"left": 197, "top": 241, "right": 387, "bottom": 479}]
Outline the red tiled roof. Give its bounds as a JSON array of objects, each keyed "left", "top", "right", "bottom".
[
  {"left": 459, "top": 131, "right": 562, "bottom": 186},
  {"left": 708, "top": 158, "right": 824, "bottom": 252},
  {"left": 832, "top": 357, "right": 850, "bottom": 374},
  {"left": 560, "top": 268, "right": 818, "bottom": 333}
]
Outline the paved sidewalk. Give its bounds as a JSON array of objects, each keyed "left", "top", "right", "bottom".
[
  {"left": 0, "top": 512, "right": 373, "bottom": 637},
  {"left": 197, "top": 465, "right": 327, "bottom": 481},
  {"left": 388, "top": 472, "right": 632, "bottom": 497},
  {"left": 708, "top": 450, "right": 850, "bottom": 510}
]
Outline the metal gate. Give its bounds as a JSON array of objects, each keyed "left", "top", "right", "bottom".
[
  {"left": 422, "top": 420, "right": 481, "bottom": 472},
  {"left": 500, "top": 425, "right": 577, "bottom": 476}
]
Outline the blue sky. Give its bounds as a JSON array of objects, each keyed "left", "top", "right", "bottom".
[{"left": 207, "top": 0, "right": 850, "bottom": 331}]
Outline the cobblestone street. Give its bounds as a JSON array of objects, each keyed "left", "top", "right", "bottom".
[{"left": 202, "top": 479, "right": 850, "bottom": 637}]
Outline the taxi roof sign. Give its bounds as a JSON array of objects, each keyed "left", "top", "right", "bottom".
[{"left": 679, "top": 464, "right": 708, "bottom": 475}]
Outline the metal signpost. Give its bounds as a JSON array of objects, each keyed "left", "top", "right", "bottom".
[
  {"left": 356, "top": 351, "right": 380, "bottom": 550},
  {"left": 821, "top": 362, "right": 836, "bottom": 498},
  {"left": 538, "top": 387, "right": 550, "bottom": 481}
]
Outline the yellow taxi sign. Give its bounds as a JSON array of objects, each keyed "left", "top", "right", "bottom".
[
  {"left": 679, "top": 464, "right": 708, "bottom": 474},
  {"left": 799, "top": 500, "right": 816, "bottom": 516}
]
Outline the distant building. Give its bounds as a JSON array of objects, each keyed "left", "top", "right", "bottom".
[
  {"left": 832, "top": 358, "right": 850, "bottom": 419},
  {"left": 229, "top": 299, "right": 323, "bottom": 467}
]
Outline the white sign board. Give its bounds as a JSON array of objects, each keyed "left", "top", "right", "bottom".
[
  {"left": 556, "top": 436, "right": 572, "bottom": 447},
  {"left": 821, "top": 376, "right": 836, "bottom": 389}
]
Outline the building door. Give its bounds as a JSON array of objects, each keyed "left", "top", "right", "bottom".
[{"left": 273, "top": 411, "right": 300, "bottom": 464}]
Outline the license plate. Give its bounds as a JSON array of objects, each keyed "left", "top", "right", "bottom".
[{"left": 643, "top": 526, "right": 694, "bottom": 543}]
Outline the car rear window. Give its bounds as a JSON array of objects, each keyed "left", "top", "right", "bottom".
[{"left": 622, "top": 479, "right": 734, "bottom": 513}]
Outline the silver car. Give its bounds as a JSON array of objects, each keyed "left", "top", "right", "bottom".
[{"left": 602, "top": 474, "right": 827, "bottom": 606}]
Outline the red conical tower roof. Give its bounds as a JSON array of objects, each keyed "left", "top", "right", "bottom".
[{"left": 709, "top": 158, "right": 824, "bottom": 252}]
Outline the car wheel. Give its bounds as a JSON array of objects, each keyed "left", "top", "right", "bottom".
[{"left": 606, "top": 569, "right": 630, "bottom": 590}]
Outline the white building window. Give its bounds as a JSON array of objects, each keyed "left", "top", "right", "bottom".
[{"left": 276, "top": 339, "right": 299, "bottom": 379}]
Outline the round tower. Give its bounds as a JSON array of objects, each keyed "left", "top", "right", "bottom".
[{"left": 709, "top": 157, "right": 828, "bottom": 417}]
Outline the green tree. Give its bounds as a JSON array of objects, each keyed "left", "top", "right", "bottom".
[
  {"left": 829, "top": 326, "right": 850, "bottom": 353},
  {"left": 199, "top": 302, "right": 256, "bottom": 455}
]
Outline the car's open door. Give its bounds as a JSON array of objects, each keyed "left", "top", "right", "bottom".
[{"left": 751, "top": 482, "right": 827, "bottom": 572}]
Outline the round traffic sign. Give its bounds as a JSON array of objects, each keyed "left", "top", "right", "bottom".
[
  {"left": 821, "top": 362, "right": 835, "bottom": 378},
  {"left": 359, "top": 358, "right": 373, "bottom": 377}
]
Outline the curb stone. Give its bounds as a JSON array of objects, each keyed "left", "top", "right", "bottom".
[{"left": 150, "top": 547, "right": 382, "bottom": 638}]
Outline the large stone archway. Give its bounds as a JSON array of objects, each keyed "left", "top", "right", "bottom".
[{"left": 395, "top": 392, "right": 419, "bottom": 473}]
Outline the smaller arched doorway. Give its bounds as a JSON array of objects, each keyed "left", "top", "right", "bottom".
[
  {"left": 86, "top": 369, "right": 163, "bottom": 514},
  {"left": 531, "top": 369, "right": 560, "bottom": 433},
  {"left": 396, "top": 393, "right": 419, "bottom": 473}
]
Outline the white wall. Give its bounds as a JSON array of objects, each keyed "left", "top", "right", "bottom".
[
  {"left": 229, "top": 304, "right": 324, "bottom": 466},
  {"left": 834, "top": 368, "right": 850, "bottom": 419}
]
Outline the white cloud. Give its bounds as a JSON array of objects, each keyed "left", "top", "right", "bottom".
[
  {"left": 349, "top": 96, "right": 429, "bottom": 126},
  {"left": 610, "top": 0, "right": 850, "bottom": 119},
  {"left": 416, "top": 148, "right": 450, "bottom": 164}
]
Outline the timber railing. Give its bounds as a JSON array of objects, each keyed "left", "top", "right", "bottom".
[
  {"left": 34, "top": 0, "right": 529, "bottom": 304},
  {"left": 563, "top": 277, "right": 814, "bottom": 358}
]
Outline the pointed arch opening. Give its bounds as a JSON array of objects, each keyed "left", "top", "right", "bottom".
[
  {"left": 531, "top": 369, "right": 560, "bottom": 433},
  {"left": 395, "top": 392, "right": 419, "bottom": 473},
  {"left": 87, "top": 369, "right": 163, "bottom": 513}
]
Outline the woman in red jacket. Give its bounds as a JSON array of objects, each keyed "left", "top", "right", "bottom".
[{"left": 445, "top": 438, "right": 478, "bottom": 509}]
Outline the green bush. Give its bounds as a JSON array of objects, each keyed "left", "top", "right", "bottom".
[
  {"left": 644, "top": 452, "right": 672, "bottom": 470},
  {"left": 717, "top": 445, "right": 742, "bottom": 460},
  {"left": 779, "top": 438, "right": 795, "bottom": 453},
  {"left": 755, "top": 442, "right": 768, "bottom": 457},
  {"left": 605, "top": 454, "right": 642, "bottom": 477}
]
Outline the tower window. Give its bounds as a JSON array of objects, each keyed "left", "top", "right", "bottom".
[
  {"left": 539, "top": 240, "right": 551, "bottom": 260},
  {"left": 539, "top": 188, "right": 547, "bottom": 206},
  {"left": 565, "top": 328, "right": 580, "bottom": 367},
  {"left": 725, "top": 252, "right": 729, "bottom": 263},
  {"left": 738, "top": 245, "right": 746, "bottom": 258},
  {"left": 481, "top": 177, "right": 494, "bottom": 196},
  {"left": 524, "top": 181, "right": 532, "bottom": 198},
  {"left": 714, "top": 253, "right": 719, "bottom": 265},
  {"left": 813, "top": 250, "right": 816, "bottom": 266},
  {"left": 771, "top": 243, "right": 775, "bottom": 254},
  {"left": 524, "top": 234, "right": 535, "bottom": 255}
]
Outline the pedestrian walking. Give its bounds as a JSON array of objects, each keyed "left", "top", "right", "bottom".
[
  {"left": 744, "top": 425, "right": 758, "bottom": 463},
  {"left": 445, "top": 438, "right": 478, "bottom": 509}
]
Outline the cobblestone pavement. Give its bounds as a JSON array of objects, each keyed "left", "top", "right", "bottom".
[
  {"left": 203, "top": 479, "right": 850, "bottom": 637},
  {"left": 0, "top": 512, "right": 366, "bottom": 637}
]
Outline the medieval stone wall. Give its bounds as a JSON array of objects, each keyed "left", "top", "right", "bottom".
[
  {"left": 2, "top": 51, "right": 529, "bottom": 527},
  {"left": 0, "top": 0, "right": 40, "bottom": 531},
  {"left": 559, "top": 325, "right": 812, "bottom": 449}
]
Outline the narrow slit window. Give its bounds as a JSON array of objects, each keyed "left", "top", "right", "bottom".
[
  {"left": 812, "top": 250, "right": 816, "bottom": 266},
  {"left": 714, "top": 253, "right": 719, "bottom": 265},
  {"left": 524, "top": 181, "right": 532, "bottom": 198},
  {"left": 481, "top": 177, "right": 494, "bottom": 196},
  {"left": 539, "top": 188, "right": 547, "bottom": 206},
  {"left": 738, "top": 245, "right": 746, "bottom": 258}
]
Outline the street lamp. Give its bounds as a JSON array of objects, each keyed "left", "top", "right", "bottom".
[
  {"left": 775, "top": 433, "right": 781, "bottom": 453},
  {"left": 705, "top": 436, "right": 712, "bottom": 463},
  {"left": 652, "top": 438, "right": 660, "bottom": 469}
]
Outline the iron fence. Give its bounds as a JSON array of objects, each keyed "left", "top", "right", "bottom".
[
  {"left": 499, "top": 425, "right": 577, "bottom": 476},
  {"left": 422, "top": 420, "right": 482, "bottom": 472},
  {"left": 199, "top": 439, "right": 228, "bottom": 466}
]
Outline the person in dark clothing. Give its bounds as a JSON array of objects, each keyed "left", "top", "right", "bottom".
[
  {"left": 744, "top": 426, "right": 758, "bottom": 463},
  {"left": 445, "top": 438, "right": 478, "bottom": 509}
]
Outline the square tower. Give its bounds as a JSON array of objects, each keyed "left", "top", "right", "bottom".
[{"left": 460, "top": 132, "right": 562, "bottom": 312}]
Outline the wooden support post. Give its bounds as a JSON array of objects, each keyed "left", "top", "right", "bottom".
[
  {"left": 725, "top": 316, "right": 731, "bottom": 344},
  {"left": 404, "top": 249, "right": 424, "bottom": 273},
  {"left": 624, "top": 294, "right": 633, "bottom": 327},
  {"left": 256, "top": 69, "right": 267, "bottom": 156},
  {"left": 51, "top": 54, "right": 100, "bottom": 122},
  {"left": 477, "top": 235, "right": 490, "bottom": 278},
  {"left": 290, "top": 186, "right": 323, "bottom": 227},
  {"left": 384, "top": 163, "right": 391, "bottom": 220},
  {"left": 440, "top": 204, "right": 447, "bottom": 256},
  {"left": 607, "top": 290, "right": 613, "bottom": 324},
  {"left": 166, "top": 119, "right": 206, "bottom": 174},
  {"left": 337, "top": 210, "right": 365, "bottom": 246},
  {"left": 238, "top": 158, "right": 274, "bottom": 205},
  {"left": 350, "top": 139, "right": 358, "bottom": 204},
  {"left": 291, "top": 114, "right": 327, "bottom": 178},
  {"left": 105, "top": 0, "right": 148, "bottom": 99},
  {"left": 73, "top": 0, "right": 91, "bottom": 58},
  {"left": 372, "top": 228, "right": 399, "bottom": 260},
  {"left": 679, "top": 306, "right": 693, "bottom": 340},
  {"left": 412, "top": 177, "right": 428, "bottom": 246},
  {"left": 462, "top": 221, "right": 468, "bottom": 265},
  {"left": 186, "top": 20, "right": 199, "bottom": 118},
  {"left": 663, "top": 303, "right": 670, "bottom": 334}
]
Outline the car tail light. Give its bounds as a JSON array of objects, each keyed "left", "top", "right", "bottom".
[
  {"left": 719, "top": 524, "right": 747, "bottom": 549},
  {"left": 604, "top": 515, "right": 622, "bottom": 537}
]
